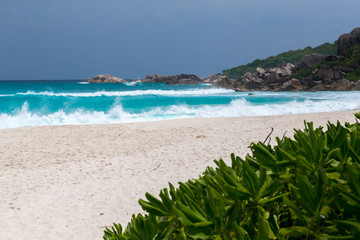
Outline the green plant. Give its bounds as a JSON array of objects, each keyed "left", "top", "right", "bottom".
[
  {"left": 104, "top": 121, "right": 360, "bottom": 239},
  {"left": 355, "top": 112, "right": 360, "bottom": 120},
  {"left": 289, "top": 69, "right": 312, "bottom": 79}
]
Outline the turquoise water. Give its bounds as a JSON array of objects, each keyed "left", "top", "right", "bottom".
[{"left": 0, "top": 80, "right": 360, "bottom": 129}]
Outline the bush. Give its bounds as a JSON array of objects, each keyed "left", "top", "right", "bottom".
[
  {"left": 104, "top": 120, "right": 360, "bottom": 239},
  {"left": 289, "top": 69, "right": 312, "bottom": 79},
  {"left": 355, "top": 112, "right": 360, "bottom": 120}
]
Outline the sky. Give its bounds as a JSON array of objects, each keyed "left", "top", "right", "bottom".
[{"left": 1, "top": 0, "right": 360, "bottom": 80}]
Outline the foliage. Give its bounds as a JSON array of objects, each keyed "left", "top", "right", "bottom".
[
  {"left": 221, "top": 42, "right": 337, "bottom": 79},
  {"left": 346, "top": 68, "right": 360, "bottom": 82},
  {"left": 355, "top": 112, "right": 360, "bottom": 120},
  {"left": 104, "top": 120, "right": 360, "bottom": 239},
  {"left": 289, "top": 69, "right": 311, "bottom": 79},
  {"left": 345, "top": 46, "right": 360, "bottom": 81}
]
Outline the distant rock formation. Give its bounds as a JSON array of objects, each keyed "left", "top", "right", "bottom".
[
  {"left": 338, "top": 27, "right": 360, "bottom": 56},
  {"left": 88, "top": 74, "right": 125, "bottom": 83},
  {"left": 88, "top": 28, "right": 360, "bottom": 91},
  {"left": 139, "top": 74, "right": 202, "bottom": 85},
  {"left": 204, "top": 58, "right": 360, "bottom": 91},
  {"left": 204, "top": 27, "right": 360, "bottom": 92}
]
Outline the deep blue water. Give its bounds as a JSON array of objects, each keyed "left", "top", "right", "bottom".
[{"left": 0, "top": 80, "right": 359, "bottom": 129}]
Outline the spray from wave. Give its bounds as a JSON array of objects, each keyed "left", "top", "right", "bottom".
[
  {"left": 7, "top": 88, "right": 235, "bottom": 97},
  {"left": 1, "top": 98, "right": 358, "bottom": 129}
]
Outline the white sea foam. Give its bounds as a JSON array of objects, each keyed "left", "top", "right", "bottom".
[
  {"left": 0, "top": 94, "right": 15, "bottom": 97},
  {"left": 1, "top": 98, "right": 359, "bottom": 129},
  {"left": 123, "top": 81, "right": 142, "bottom": 86},
  {"left": 14, "top": 88, "right": 235, "bottom": 97},
  {"left": 77, "top": 82, "right": 89, "bottom": 84}
]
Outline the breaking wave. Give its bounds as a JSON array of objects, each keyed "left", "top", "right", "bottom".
[
  {"left": 5, "top": 88, "right": 235, "bottom": 97},
  {"left": 1, "top": 98, "right": 358, "bottom": 129}
]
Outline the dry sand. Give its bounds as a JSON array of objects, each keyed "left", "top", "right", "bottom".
[{"left": 0, "top": 110, "right": 358, "bottom": 239}]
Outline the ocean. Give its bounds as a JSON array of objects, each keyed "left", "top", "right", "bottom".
[{"left": 0, "top": 80, "right": 359, "bottom": 129}]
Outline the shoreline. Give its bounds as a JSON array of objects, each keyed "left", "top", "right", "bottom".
[
  {"left": 0, "top": 110, "right": 358, "bottom": 239},
  {"left": 2, "top": 106, "right": 360, "bottom": 131}
]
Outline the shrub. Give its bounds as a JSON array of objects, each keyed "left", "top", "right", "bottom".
[
  {"left": 355, "top": 112, "right": 360, "bottom": 120},
  {"left": 104, "top": 120, "right": 360, "bottom": 239},
  {"left": 289, "top": 69, "right": 311, "bottom": 79}
]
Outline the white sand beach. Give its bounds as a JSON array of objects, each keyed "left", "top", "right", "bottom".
[{"left": 0, "top": 110, "right": 358, "bottom": 240}]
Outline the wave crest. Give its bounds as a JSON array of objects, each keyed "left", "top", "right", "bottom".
[
  {"left": 1, "top": 98, "right": 358, "bottom": 129},
  {"left": 11, "top": 88, "right": 235, "bottom": 97}
]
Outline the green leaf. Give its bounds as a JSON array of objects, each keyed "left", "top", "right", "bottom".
[
  {"left": 258, "top": 206, "right": 277, "bottom": 240},
  {"left": 297, "top": 174, "right": 316, "bottom": 214},
  {"left": 279, "top": 226, "right": 314, "bottom": 238},
  {"left": 176, "top": 201, "right": 208, "bottom": 223},
  {"left": 347, "top": 164, "right": 360, "bottom": 196},
  {"left": 251, "top": 143, "right": 277, "bottom": 168},
  {"left": 138, "top": 199, "right": 168, "bottom": 216},
  {"left": 233, "top": 222, "right": 247, "bottom": 240}
]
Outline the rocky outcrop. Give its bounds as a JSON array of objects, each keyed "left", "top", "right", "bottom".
[
  {"left": 204, "top": 63, "right": 295, "bottom": 91},
  {"left": 212, "top": 27, "right": 360, "bottom": 91},
  {"left": 295, "top": 53, "right": 326, "bottom": 70},
  {"left": 88, "top": 74, "right": 125, "bottom": 83},
  {"left": 207, "top": 60, "right": 360, "bottom": 92},
  {"left": 140, "top": 74, "right": 201, "bottom": 85},
  {"left": 338, "top": 27, "right": 360, "bottom": 56},
  {"left": 127, "top": 28, "right": 360, "bottom": 91}
]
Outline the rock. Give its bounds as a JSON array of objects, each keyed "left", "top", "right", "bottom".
[
  {"left": 333, "top": 65, "right": 356, "bottom": 73},
  {"left": 263, "top": 65, "right": 293, "bottom": 84},
  {"left": 329, "top": 79, "right": 355, "bottom": 91},
  {"left": 286, "top": 63, "right": 296, "bottom": 71},
  {"left": 256, "top": 67, "right": 266, "bottom": 76},
  {"left": 325, "top": 55, "right": 345, "bottom": 62},
  {"left": 88, "top": 74, "right": 126, "bottom": 83},
  {"left": 281, "top": 78, "right": 306, "bottom": 91},
  {"left": 352, "top": 80, "right": 360, "bottom": 90},
  {"left": 259, "top": 86, "right": 270, "bottom": 91},
  {"left": 295, "top": 53, "right": 326, "bottom": 70},
  {"left": 213, "top": 77, "right": 236, "bottom": 89},
  {"left": 202, "top": 75, "right": 228, "bottom": 84},
  {"left": 140, "top": 74, "right": 201, "bottom": 85},
  {"left": 310, "top": 64, "right": 346, "bottom": 81},
  {"left": 337, "top": 27, "right": 360, "bottom": 56},
  {"left": 264, "top": 71, "right": 278, "bottom": 83},
  {"left": 308, "top": 83, "right": 326, "bottom": 92}
]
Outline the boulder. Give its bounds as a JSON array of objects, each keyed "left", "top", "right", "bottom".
[
  {"left": 256, "top": 67, "right": 266, "bottom": 77},
  {"left": 308, "top": 83, "right": 326, "bottom": 92},
  {"left": 213, "top": 77, "right": 236, "bottom": 89},
  {"left": 329, "top": 79, "right": 355, "bottom": 91},
  {"left": 352, "top": 80, "right": 360, "bottom": 90},
  {"left": 295, "top": 53, "right": 326, "bottom": 70},
  {"left": 325, "top": 55, "right": 345, "bottom": 62},
  {"left": 241, "top": 74, "right": 264, "bottom": 90},
  {"left": 88, "top": 74, "right": 126, "bottom": 83},
  {"left": 202, "top": 75, "right": 228, "bottom": 84},
  {"left": 337, "top": 27, "right": 360, "bottom": 56},
  {"left": 310, "top": 64, "right": 346, "bottom": 81},
  {"left": 281, "top": 78, "right": 306, "bottom": 91},
  {"left": 140, "top": 74, "right": 201, "bottom": 85}
]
